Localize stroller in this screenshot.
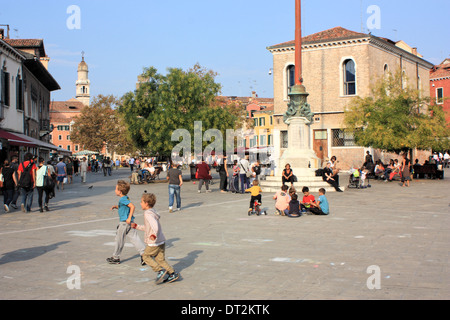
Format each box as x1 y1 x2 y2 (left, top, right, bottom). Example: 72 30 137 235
348 168 371 189
348 168 361 189
229 174 239 193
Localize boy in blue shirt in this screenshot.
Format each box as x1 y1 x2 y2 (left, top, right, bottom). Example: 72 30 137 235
106 180 146 264
309 188 330 215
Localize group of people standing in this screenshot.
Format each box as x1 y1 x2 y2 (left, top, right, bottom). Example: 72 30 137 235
194 155 261 195
1 153 56 213
0 153 92 214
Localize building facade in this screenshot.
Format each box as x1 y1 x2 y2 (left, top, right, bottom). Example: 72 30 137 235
430 58 450 126
49 99 84 152
267 27 434 171
0 33 61 163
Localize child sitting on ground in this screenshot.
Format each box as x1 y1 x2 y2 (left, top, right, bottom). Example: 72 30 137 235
286 193 302 217
273 185 290 215
245 180 262 213
309 188 330 215
300 186 315 214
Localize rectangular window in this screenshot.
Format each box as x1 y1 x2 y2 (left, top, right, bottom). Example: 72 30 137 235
437 88 444 104
260 135 266 146
16 77 23 111
67 135 70 141
1 71 10 106
250 136 258 148
259 117 265 127
281 131 288 148
268 134 273 146
314 130 328 140
58 135 62 141
253 118 258 127
332 129 356 147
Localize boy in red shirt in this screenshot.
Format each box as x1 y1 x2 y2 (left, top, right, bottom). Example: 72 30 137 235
300 186 315 214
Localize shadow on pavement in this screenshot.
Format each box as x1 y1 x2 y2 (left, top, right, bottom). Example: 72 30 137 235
0 241 70 265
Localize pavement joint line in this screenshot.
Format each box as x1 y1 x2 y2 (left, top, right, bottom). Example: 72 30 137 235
0 195 260 237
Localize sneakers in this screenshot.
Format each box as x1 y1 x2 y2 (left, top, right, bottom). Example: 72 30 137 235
155 270 180 284
166 272 180 283
155 270 168 284
140 256 146 266
169 207 173 213
4 204 9 213
106 257 120 264
21 203 26 213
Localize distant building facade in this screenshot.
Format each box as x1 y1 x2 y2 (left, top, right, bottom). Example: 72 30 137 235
267 26 434 171
430 58 450 126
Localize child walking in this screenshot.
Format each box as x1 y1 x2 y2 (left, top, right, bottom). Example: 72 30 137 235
106 180 146 265
132 193 180 284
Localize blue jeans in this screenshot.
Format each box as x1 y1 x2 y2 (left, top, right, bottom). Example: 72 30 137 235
239 174 249 193
168 184 181 209
20 187 34 212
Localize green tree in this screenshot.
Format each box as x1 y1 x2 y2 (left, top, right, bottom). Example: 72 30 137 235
344 70 450 154
71 95 135 154
119 64 240 157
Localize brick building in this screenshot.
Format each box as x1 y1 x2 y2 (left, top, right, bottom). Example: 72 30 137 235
430 58 450 126
49 98 84 153
267 26 434 171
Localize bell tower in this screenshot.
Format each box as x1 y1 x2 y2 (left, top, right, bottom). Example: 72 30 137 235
75 51 90 106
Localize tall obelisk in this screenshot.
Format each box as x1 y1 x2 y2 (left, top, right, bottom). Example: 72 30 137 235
280 0 319 174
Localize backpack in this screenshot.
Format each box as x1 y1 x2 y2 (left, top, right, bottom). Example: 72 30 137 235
18 162 33 189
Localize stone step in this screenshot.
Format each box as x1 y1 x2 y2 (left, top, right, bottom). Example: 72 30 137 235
260 185 345 193
262 176 324 183
259 180 331 187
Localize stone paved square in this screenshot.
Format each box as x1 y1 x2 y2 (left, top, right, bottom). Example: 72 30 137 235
0 168 448 301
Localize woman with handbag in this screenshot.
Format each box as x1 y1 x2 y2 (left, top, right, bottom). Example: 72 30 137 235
36 157 52 212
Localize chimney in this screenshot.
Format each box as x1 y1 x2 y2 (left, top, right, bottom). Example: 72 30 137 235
0 29 4 39
412 47 418 56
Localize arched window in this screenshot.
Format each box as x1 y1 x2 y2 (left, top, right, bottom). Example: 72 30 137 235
383 64 389 78
287 65 295 88
343 59 356 95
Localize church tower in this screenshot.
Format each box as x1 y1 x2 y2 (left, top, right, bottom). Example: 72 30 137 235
75 52 90 106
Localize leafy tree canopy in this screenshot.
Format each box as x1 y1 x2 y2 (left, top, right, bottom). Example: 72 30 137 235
119 64 241 156
71 95 136 154
344 70 450 153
